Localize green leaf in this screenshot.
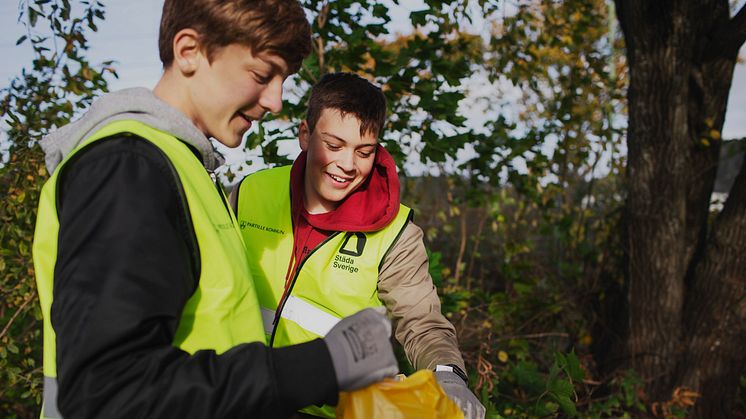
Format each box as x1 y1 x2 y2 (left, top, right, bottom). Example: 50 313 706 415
549 378 576 416
16 35 28 45
410 9 429 26
564 349 585 382
550 378 573 399
28 7 39 27
513 361 544 395
553 393 577 417
244 125 264 150
19 241 29 256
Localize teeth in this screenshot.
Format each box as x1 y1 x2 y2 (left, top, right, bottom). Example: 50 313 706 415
329 174 349 183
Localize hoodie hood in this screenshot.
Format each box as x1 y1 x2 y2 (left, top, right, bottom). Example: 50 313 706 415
40 87 223 174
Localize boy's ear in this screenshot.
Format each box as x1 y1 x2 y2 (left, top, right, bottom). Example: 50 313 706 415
298 120 311 151
172 28 203 76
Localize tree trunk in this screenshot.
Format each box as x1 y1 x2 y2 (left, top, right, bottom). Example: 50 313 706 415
680 161 746 417
617 0 695 398
615 0 746 414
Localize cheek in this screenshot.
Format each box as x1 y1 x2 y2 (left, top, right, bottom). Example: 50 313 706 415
240 83 261 101
308 143 335 167
356 159 375 178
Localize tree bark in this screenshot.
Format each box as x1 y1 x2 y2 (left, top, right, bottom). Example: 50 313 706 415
681 158 746 417
616 0 694 397
615 0 746 413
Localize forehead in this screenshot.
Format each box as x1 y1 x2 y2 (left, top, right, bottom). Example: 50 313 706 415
316 108 361 129
316 108 378 144
216 44 289 75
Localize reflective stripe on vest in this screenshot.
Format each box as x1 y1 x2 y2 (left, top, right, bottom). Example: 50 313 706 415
261 297 342 336
271 295 342 337
42 376 61 419
33 120 266 418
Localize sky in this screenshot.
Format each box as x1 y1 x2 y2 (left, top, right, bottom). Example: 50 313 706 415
1 1 745 163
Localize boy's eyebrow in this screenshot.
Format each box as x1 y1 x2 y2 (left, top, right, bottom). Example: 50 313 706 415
263 56 289 77
248 54 288 77
267 61 286 77
249 61 284 77
321 131 377 147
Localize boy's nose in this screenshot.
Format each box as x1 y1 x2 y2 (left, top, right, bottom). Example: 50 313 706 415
259 78 283 114
337 149 355 172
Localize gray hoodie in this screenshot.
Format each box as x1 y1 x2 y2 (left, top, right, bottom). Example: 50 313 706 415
39 87 224 174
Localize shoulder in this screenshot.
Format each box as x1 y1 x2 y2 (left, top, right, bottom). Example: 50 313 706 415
241 165 292 185
394 221 425 247
62 133 175 174
57 133 187 206
233 165 292 210
380 221 428 274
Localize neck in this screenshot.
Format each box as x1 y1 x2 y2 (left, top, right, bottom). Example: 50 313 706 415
153 71 202 133
302 168 338 214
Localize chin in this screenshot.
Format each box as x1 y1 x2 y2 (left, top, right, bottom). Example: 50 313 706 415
215 135 242 148
322 191 349 204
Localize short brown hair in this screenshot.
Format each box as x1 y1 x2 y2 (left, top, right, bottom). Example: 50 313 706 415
306 72 387 138
159 0 311 73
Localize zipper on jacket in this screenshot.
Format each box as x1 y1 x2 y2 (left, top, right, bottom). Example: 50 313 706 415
269 231 341 347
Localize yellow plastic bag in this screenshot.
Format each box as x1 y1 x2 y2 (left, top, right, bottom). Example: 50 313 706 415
336 370 464 419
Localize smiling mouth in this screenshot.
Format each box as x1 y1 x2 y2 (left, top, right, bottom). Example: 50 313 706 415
238 112 253 126
327 173 352 184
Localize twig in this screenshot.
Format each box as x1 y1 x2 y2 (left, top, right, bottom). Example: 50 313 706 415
0 290 36 340
496 332 569 342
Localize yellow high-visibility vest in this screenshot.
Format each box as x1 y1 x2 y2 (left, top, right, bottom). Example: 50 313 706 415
236 166 411 418
33 120 266 419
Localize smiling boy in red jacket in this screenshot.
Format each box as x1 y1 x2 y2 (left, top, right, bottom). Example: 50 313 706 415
233 72 485 419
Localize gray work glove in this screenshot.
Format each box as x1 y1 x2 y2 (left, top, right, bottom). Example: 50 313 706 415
323 308 398 391
436 370 486 419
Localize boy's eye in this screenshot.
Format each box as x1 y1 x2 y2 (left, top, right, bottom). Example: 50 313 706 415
252 72 272 84
357 150 373 158
325 142 341 151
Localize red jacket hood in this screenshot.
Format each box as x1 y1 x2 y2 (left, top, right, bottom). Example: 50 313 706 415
290 144 400 232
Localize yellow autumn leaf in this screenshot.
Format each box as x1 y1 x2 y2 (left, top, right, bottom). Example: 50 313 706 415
709 129 721 140
498 350 509 363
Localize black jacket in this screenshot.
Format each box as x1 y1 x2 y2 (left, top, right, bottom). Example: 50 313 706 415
52 134 337 418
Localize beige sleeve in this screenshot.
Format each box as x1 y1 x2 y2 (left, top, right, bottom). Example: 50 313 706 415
378 221 465 371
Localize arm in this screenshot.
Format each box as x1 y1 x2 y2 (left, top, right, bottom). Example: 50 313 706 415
53 136 337 419
378 221 485 419
377 222 465 371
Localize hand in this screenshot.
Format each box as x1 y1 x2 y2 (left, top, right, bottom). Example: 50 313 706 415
436 370 486 419
323 308 398 391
